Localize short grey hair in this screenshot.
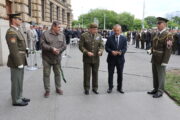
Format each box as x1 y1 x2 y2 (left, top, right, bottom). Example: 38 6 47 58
51 21 61 27
113 24 122 29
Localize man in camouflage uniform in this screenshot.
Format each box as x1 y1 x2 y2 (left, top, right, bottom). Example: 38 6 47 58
79 23 104 95
6 13 30 106
41 21 66 98
147 17 173 98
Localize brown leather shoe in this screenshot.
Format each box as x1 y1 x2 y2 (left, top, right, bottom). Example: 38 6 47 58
44 91 50 98
56 89 63 95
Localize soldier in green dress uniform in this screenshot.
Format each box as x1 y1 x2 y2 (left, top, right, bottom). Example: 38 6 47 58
6 13 30 106
147 17 173 98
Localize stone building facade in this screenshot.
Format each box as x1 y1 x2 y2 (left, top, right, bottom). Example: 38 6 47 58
0 0 73 65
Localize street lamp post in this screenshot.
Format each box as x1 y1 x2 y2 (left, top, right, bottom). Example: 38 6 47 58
142 0 145 29
104 14 106 30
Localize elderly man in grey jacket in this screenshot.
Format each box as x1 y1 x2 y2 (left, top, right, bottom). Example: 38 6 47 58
41 21 66 98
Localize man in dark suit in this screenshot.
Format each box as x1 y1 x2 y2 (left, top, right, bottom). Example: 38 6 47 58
105 24 127 94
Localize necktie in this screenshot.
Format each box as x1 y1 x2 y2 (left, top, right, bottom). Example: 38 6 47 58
116 37 119 48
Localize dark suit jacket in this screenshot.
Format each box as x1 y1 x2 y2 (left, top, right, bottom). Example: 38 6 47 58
105 35 127 63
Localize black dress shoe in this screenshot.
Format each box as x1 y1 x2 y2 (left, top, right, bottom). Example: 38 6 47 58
92 89 99 94
22 98 30 102
117 89 124 94
107 88 112 93
84 90 89 95
13 101 28 106
147 89 157 95
153 92 163 98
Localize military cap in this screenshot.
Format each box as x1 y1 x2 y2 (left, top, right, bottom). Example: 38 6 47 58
8 13 22 19
89 23 98 28
157 17 169 23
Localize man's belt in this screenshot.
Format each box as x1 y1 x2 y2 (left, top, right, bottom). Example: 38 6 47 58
19 51 26 54
153 49 164 53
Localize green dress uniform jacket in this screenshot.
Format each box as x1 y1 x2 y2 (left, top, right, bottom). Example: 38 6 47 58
151 30 173 65
6 26 27 68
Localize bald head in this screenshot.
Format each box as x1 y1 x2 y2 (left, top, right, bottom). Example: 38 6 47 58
113 24 122 36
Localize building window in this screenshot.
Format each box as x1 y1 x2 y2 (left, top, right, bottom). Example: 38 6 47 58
57 6 60 20
67 13 70 26
50 2 53 22
28 0 32 16
62 8 65 23
6 0 12 20
41 0 45 21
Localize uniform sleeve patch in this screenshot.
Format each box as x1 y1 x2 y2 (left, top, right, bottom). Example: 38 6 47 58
167 40 173 49
10 38 16 43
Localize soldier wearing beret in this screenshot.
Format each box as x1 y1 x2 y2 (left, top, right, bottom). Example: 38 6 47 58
147 17 173 98
6 13 30 106
79 23 104 95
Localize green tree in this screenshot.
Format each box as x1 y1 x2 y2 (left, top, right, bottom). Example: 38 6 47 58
78 9 118 29
133 19 142 30
117 12 134 31
72 20 81 28
144 16 157 28
172 16 180 24
168 21 179 29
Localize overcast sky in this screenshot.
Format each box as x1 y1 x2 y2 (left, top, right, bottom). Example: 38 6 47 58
71 0 180 20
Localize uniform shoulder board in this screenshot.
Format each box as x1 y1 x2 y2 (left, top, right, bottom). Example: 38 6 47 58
7 29 16 35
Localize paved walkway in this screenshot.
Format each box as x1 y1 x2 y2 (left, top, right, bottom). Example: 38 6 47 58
0 45 180 120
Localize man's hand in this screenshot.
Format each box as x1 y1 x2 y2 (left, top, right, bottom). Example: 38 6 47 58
98 51 103 56
52 48 60 55
112 51 118 56
87 52 94 57
117 51 122 55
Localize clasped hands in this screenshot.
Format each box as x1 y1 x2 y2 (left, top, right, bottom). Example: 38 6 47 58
52 47 60 55
87 51 102 57
112 51 122 56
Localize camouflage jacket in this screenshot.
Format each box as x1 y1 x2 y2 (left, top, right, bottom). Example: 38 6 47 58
79 32 104 63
